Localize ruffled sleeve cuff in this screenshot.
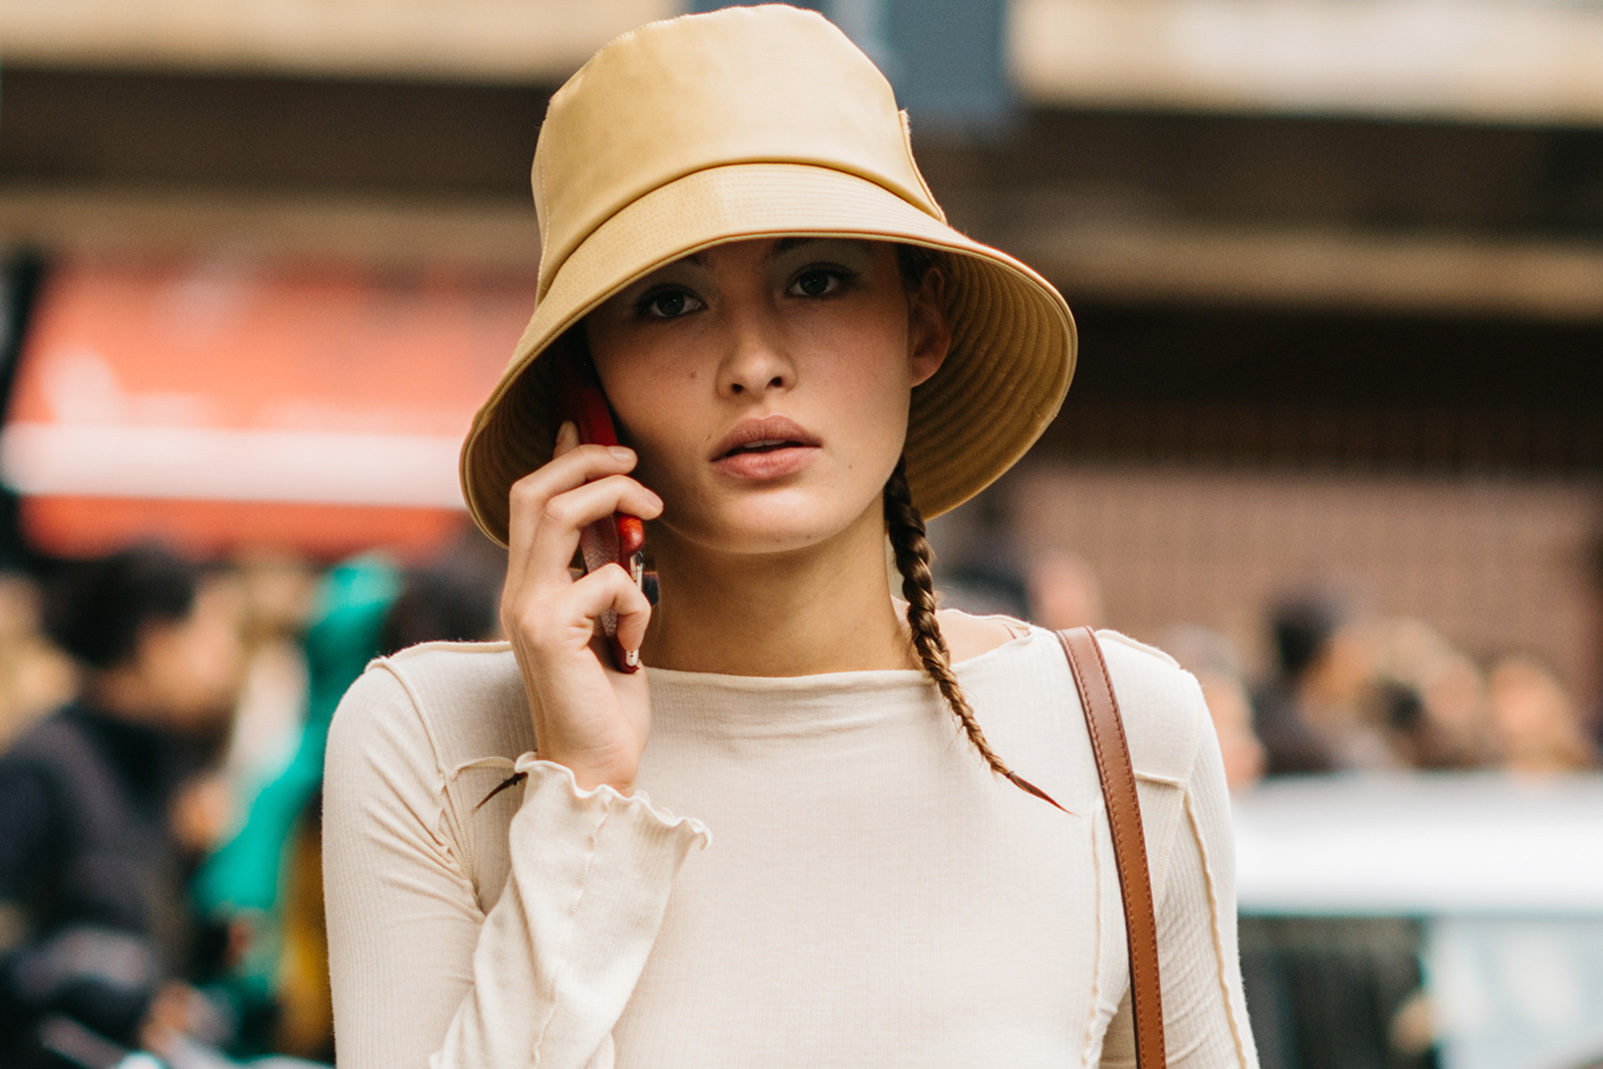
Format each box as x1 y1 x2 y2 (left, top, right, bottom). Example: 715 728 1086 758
511 753 712 857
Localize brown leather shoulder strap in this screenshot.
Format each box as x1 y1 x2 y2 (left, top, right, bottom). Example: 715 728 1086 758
1057 626 1165 1068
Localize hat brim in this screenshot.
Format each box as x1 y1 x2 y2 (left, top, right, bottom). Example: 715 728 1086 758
461 161 1077 546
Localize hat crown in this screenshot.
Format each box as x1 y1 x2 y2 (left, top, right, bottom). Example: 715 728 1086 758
532 4 942 298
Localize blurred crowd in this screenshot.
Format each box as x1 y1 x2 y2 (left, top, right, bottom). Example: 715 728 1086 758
0 538 502 1068
929 523 1603 791
0 529 1597 1066
1226 595 1599 785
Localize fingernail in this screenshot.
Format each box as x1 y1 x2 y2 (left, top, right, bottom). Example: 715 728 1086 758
625 648 640 668
609 446 634 461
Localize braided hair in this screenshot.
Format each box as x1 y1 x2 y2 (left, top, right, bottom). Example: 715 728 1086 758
888 245 1062 808
882 460 1063 811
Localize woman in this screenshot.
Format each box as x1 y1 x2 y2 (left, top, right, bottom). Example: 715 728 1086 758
323 7 1258 1067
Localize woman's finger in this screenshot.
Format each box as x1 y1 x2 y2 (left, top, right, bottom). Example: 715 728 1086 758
503 441 644 586
552 419 580 459
611 579 653 660
565 563 654 661
520 474 663 590
506 442 637 545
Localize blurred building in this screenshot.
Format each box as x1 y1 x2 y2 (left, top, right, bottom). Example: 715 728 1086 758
1 0 1600 695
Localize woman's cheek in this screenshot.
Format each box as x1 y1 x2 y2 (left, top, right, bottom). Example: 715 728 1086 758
604 355 698 455
621 403 714 515
836 345 915 439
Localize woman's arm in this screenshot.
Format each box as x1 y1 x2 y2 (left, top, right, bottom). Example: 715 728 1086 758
1100 684 1260 1069
324 415 681 1066
323 665 707 1069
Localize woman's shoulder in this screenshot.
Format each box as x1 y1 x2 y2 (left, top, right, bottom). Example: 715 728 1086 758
379 638 522 693
951 616 1212 787
1087 628 1212 787
328 640 531 775
936 608 1030 662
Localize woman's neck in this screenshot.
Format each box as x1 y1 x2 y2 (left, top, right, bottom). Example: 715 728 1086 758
640 509 916 677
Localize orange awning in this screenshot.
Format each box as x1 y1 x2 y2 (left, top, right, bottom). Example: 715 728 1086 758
2 254 536 558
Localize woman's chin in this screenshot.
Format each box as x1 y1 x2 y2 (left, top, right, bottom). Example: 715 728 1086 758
662 496 881 562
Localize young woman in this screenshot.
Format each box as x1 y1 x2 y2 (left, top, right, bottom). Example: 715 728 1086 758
323 7 1258 1067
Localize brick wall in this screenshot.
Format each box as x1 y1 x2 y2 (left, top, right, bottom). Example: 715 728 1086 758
1007 464 1603 700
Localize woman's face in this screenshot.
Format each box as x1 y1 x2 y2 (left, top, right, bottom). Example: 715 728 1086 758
584 238 949 560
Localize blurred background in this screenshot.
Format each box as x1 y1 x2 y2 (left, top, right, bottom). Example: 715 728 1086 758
0 0 1600 1066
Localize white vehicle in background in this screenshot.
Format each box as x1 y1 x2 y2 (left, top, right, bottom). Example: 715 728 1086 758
1234 774 1603 1069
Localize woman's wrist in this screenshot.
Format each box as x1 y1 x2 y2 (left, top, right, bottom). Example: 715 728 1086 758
533 749 637 795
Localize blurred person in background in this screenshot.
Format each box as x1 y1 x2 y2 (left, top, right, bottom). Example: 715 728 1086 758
0 546 247 1066
378 538 506 657
220 554 318 814
1162 624 1266 791
1365 618 1492 770
1252 595 1345 774
0 572 77 751
1027 547 1106 633
190 551 322 1059
1257 605 1495 775
922 500 1032 618
1487 652 1598 774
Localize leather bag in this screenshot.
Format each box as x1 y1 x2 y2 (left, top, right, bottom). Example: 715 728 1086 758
1057 627 1166 1067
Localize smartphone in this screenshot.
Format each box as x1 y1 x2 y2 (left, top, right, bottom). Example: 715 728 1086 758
552 346 646 673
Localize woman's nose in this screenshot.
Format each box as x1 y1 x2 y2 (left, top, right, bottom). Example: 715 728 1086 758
716 313 795 397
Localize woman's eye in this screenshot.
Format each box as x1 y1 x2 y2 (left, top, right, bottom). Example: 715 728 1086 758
789 269 845 299
638 289 704 319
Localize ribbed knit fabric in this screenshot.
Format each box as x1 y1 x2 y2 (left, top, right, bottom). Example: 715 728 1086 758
323 624 1259 1068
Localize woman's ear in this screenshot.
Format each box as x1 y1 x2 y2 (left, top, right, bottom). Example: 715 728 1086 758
907 265 951 388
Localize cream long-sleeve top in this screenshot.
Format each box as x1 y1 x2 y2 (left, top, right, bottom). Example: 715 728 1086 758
323 622 1259 1069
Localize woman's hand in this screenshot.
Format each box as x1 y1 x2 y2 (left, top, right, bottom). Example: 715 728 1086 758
500 422 663 793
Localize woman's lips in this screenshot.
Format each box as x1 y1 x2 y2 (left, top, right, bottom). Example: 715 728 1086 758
710 415 821 481
712 444 819 480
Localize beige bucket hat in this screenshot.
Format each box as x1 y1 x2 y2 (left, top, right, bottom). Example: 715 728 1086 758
460 3 1076 546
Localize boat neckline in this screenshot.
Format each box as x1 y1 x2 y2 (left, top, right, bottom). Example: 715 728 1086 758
643 622 1042 688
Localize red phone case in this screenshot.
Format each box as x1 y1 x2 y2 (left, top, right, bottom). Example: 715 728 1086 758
552 350 646 672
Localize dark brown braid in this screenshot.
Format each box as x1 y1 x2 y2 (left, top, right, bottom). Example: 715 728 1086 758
883 459 1064 811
